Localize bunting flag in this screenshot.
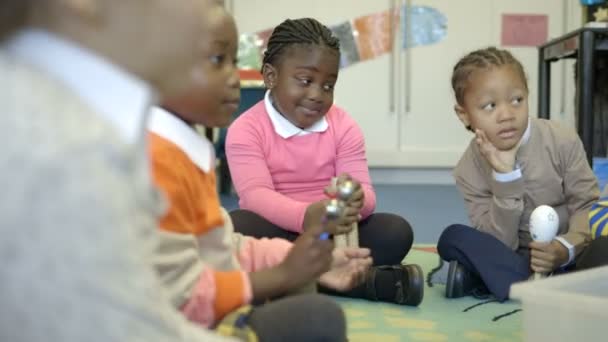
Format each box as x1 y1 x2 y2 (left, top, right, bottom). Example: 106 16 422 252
238 5 447 73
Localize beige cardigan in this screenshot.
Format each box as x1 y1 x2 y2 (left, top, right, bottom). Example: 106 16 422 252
454 117 599 257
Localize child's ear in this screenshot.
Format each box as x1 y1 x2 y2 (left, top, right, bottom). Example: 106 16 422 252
262 63 277 89
454 104 471 128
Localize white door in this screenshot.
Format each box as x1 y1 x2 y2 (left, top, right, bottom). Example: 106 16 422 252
387 0 493 167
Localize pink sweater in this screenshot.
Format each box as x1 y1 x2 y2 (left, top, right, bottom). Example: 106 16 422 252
226 100 376 233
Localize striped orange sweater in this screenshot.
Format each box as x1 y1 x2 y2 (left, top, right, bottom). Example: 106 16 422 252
147 107 292 327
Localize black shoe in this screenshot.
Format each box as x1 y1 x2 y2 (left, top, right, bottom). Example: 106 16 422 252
445 260 487 299
365 264 424 306
427 257 449 287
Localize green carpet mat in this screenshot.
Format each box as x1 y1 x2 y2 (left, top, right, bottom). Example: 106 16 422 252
336 247 523 341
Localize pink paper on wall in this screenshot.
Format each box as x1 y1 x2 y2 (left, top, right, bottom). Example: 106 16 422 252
501 14 548 47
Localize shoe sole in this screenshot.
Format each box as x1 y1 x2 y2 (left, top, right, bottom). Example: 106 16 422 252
445 260 461 299
406 264 424 306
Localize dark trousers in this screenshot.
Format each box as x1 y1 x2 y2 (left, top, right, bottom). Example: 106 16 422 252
577 235 608 270
250 294 346 342
437 224 608 301
229 209 414 298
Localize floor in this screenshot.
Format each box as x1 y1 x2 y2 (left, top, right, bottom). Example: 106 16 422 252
220 184 523 341
339 247 522 342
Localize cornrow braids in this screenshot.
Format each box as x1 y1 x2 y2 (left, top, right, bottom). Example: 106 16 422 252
262 18 340 71
451 47 527 106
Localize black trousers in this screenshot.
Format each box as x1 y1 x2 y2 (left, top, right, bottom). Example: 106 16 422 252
230 209 414 266
576 235 608 270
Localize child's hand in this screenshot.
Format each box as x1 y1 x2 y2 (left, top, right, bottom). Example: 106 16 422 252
318 247 372 291
335 205 359 234
334 173 365 211
279 219 335 290
303 199 328 230
529 240 569 273
250 223 333 300
324 173 364 233
475 129 520 173
304 199 336 232
303 199 353 235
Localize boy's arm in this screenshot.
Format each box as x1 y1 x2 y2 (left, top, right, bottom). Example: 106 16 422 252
334 112 376 219
560 137 599 259
232 232 293 272
455 148 525 250
156 230 251 327
226 119 309 233
152 154 252 327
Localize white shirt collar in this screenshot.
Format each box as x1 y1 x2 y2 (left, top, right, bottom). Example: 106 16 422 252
5 29 155 144
264 90 328 138
147 107 214 173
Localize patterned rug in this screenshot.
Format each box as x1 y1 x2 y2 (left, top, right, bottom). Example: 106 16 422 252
336 246 523 341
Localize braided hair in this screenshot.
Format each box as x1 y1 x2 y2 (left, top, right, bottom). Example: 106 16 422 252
262 18 340 71
451 47 527 106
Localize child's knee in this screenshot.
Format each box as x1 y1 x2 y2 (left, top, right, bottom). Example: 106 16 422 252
365 214 413 264
393 215 414 247
376 213 414 249
296 294 346 341
437 224 470 256
249 294 346 341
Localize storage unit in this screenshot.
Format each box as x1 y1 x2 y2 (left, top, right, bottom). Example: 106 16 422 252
510 265 608 341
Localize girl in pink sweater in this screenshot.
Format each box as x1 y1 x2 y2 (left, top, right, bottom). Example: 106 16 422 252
226 17 423 306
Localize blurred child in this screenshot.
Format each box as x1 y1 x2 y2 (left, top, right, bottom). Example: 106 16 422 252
148 6 371 341
0 0 232 341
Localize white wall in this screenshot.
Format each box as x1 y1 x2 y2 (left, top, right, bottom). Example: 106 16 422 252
232 0 583 184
